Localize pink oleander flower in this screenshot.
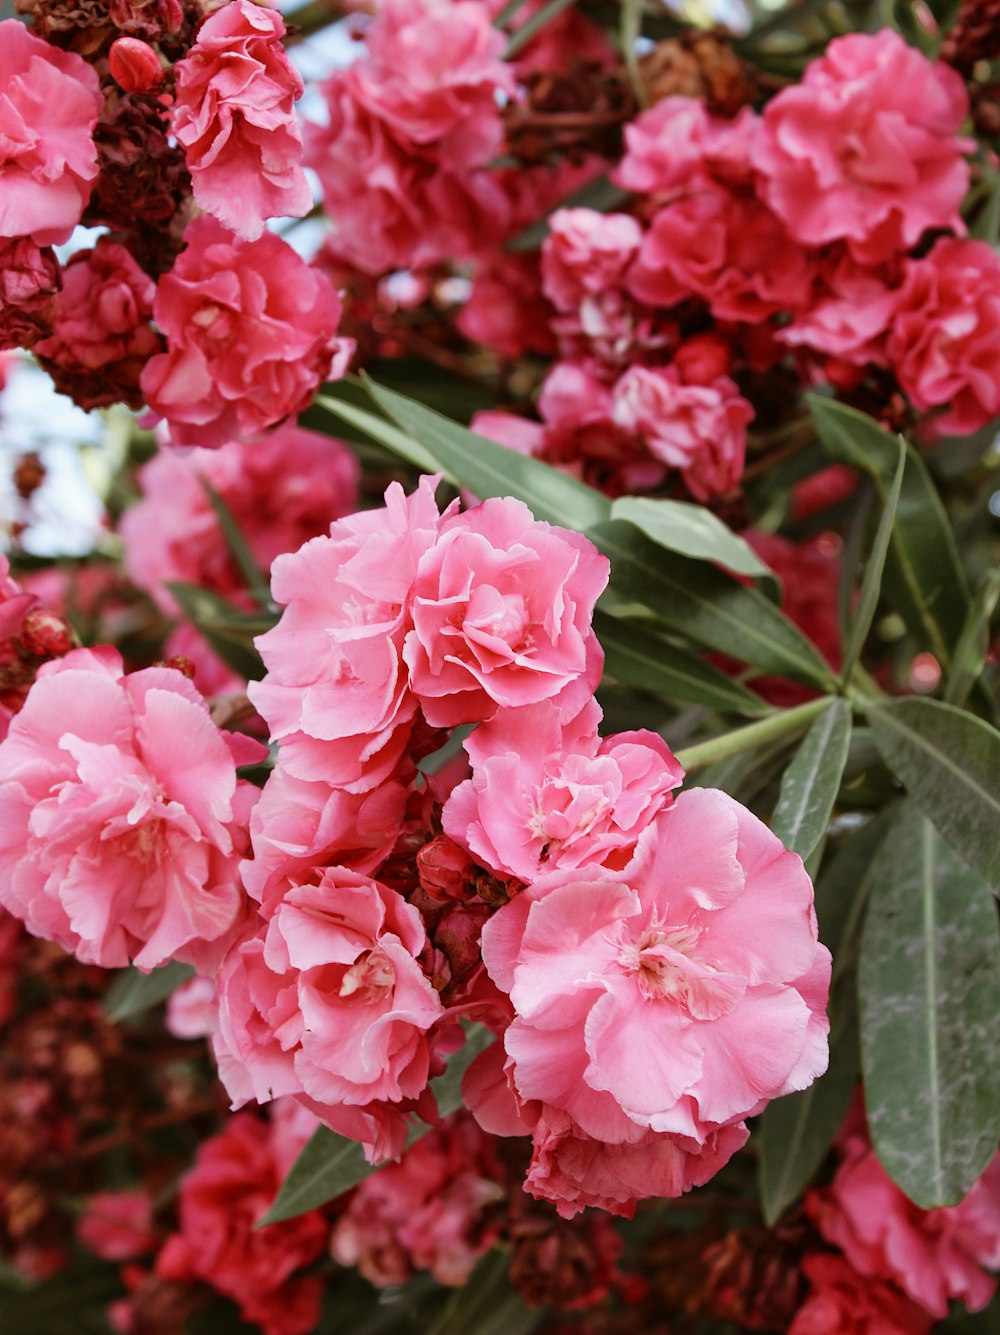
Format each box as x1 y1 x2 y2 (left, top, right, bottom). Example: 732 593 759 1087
0 20 103 246
330 1113 503 1286
242 761 412 919
120 425 359 614
542 209 644 313
165 973 218 1040
887 237 1000 436
480 789 830 1164
807 1129 1000 1319
612 361 753 501
524 1106 749 1221
790 1254 933 1335
627 180 812 324
141 217 353 449
614 96 758 195
351 0 515 168
171 0 311 240
780 250 900 368
458 254 556 360
251 475 454 789
0 238 61 351
305 76 514 276
753 29 973 262
33 239 160 412
0 646 254 971
155 1109 329 1335
212 877 445 1150
77 1192 156 1262
443 698 683 882
404 496 610 727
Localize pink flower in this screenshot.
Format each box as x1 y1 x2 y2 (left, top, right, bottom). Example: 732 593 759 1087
481 789 830 1151
404 497 609 727
140 217 353 449
542 209 644 312
0 20 103 245
77 1191 156 1262
458 254 556 360
627 180 812 323
781 250 900 368
0 647 252 971
251 475 454 788
33 239 160 411
305 77 513 276
330 1114 503 1286
155 1110 329 1335
887 237 1000 435
790 1254 933 1335
611 362 753 500
807 1132 1000 1319
171 0 311 240
165 973 218 1040
351 0 515 169
242 761 412 919
443 698 683 882
614 96 758 195
753 30 973 261
0 238 60 351
120 425 359 614
525 1107 749 1221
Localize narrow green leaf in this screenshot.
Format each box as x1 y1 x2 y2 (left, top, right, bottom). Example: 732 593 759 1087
620 0 647 108
263 1025 494 1223
504 0 577 56
757 813 890 1223
594 610 770 718
970 169 1000 244
759 989 858 1225
313 393 447 479
839 436 905 685
868 697 1000 890
198 476 270 605
103 960 195 1022
770 699 852 860
364 376 611 531
427 1250 541 1335
859 804 1000 1207
945 568 1000 708
809 396 970 667
593 521 836 689
166 582 273 681
610 495 780 590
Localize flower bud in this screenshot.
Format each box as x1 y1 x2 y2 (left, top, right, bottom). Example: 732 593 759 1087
416 835 474 902
108 38 164 94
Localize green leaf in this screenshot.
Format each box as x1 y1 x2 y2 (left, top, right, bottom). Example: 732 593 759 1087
594 610 770 718
504 0 577 55
363 376 610 531
868 697 1000 890
0 1264 123 1334
313 393 447 479
427 1250 542 1335
970 169 1000 244
809 396 970 668
198 476 270 606
839 435 905 685
757 813 890 1223
770 699 852 860
263 1025 494 1223
166 582 274 682
945 568 1000 708
859 804 1000 1207
610 495 780 591
592 521 836 689
103 960 195 1022
620 0 647 108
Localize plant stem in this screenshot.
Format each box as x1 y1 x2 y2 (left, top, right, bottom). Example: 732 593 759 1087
675 696 831 773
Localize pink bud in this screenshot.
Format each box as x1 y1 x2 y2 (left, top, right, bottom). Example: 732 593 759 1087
108 38 163 94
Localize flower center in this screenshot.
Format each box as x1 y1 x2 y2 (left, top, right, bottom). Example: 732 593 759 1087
618 923 702 1002
339 946 395 1003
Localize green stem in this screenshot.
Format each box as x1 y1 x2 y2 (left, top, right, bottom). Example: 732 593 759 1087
675 697 831 773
